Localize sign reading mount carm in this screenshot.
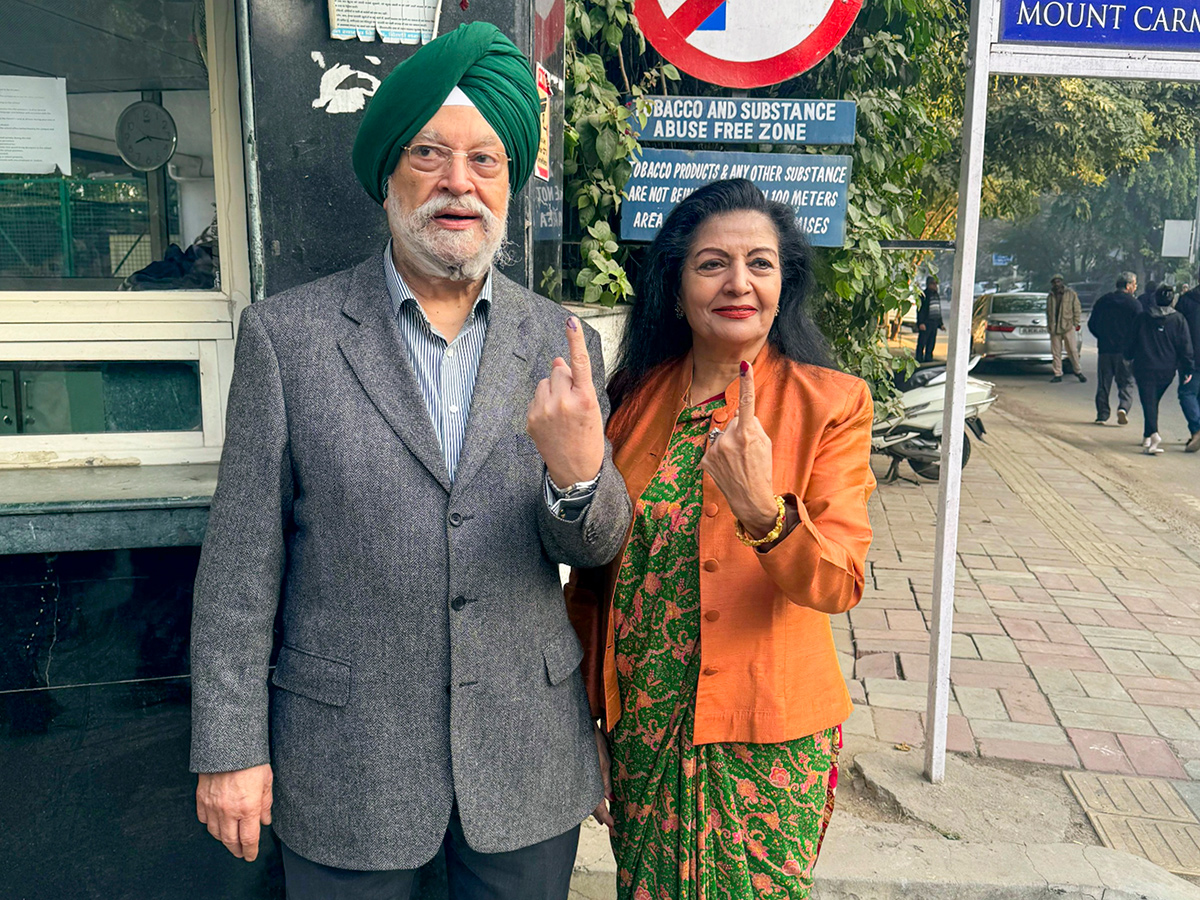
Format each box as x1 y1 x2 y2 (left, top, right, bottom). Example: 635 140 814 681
635 0 863 89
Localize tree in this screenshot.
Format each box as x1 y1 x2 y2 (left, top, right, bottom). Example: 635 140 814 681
990 146 1199 289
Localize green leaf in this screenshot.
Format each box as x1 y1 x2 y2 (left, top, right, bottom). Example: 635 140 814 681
595 128 619 165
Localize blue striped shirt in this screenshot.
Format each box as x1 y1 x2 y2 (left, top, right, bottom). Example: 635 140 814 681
384 243 490 482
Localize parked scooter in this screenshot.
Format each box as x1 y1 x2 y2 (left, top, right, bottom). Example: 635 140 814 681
873 357 998 482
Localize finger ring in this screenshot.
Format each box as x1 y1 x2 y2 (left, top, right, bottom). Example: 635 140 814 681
708 427 723 443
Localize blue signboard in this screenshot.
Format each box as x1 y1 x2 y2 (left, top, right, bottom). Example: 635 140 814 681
633 96 856 145
621 149 851 247
1000 0 1200 51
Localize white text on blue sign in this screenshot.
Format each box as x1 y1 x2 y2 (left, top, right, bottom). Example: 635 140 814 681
1001 0 1200 51
621 149 852 247
634 97 857 145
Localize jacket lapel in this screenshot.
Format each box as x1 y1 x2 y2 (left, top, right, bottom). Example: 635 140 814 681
337 254 452 492
451 272 533 495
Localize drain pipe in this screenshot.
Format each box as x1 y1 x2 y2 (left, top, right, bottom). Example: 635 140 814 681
234 0 266 304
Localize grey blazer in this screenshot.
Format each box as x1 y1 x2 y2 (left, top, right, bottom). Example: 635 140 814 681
189 253 632 870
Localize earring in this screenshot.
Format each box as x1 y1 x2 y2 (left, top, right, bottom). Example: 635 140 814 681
675 301 685 319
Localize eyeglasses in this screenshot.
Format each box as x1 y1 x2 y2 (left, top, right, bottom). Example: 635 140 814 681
402 143 508 179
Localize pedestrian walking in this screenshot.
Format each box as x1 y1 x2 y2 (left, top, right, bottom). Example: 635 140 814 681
1137 279 1159 314
1176 279 1200 451
1047 275 1086 382
916 275 941 363
1088 272 1140 424
189 24 633 899
1127 285 1194 455
568 180 874 900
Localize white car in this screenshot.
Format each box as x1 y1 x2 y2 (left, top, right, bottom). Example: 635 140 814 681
971 292 1084 363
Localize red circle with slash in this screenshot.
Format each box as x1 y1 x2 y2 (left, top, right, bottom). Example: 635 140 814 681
634 0 862 88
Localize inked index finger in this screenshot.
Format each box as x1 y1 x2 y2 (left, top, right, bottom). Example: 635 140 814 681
738 360 756 420
565 317 595 393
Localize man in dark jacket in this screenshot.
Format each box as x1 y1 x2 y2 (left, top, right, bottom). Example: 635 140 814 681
1137 279 1159 314
1176 278 1200 451
1127 285 1194 454
916 275 941 363
1088 272 1140 424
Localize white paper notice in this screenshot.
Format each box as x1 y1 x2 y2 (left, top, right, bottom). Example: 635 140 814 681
328 0 442 44
0 76 71 176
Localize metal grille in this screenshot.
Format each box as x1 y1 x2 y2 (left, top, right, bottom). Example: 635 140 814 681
0 177 170 280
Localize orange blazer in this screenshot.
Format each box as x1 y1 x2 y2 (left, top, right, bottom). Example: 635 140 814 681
566 344 876 745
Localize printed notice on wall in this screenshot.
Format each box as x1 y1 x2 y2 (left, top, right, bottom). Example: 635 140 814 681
328 0 442 44
621 148 851 247
535 64 551 182
0 76 71 175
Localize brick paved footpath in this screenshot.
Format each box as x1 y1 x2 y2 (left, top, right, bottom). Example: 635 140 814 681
843 407 1200 778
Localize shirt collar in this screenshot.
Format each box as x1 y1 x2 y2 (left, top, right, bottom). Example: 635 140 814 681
383 241 492 330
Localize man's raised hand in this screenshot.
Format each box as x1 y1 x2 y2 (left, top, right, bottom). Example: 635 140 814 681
526 317 604 488
196 763 273 862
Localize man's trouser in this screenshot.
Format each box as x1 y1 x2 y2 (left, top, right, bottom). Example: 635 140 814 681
1050 330 1081 377
1136 370 1176 438
1095 353 1135 420
281 807 580 900
1179 373 1200 435
916 326 937 362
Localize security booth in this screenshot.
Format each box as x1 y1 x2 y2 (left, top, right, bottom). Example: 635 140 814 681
0 1 563 895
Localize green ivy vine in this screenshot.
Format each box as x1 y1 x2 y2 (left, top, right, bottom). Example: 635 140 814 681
563 0 677 306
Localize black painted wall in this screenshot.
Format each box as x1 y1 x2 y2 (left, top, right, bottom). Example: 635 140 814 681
0 548 450 898
0 549 283 898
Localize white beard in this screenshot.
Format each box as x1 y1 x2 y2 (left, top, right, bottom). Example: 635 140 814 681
387 192 509 282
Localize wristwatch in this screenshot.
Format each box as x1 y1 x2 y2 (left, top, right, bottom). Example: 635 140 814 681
546 472 600 520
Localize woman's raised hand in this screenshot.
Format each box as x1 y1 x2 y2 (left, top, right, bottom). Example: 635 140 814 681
700 362 780 540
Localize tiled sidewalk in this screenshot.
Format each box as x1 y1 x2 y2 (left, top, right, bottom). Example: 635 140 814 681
842 408 1200 778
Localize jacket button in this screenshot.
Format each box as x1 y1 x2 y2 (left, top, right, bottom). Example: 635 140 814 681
712 410 728 425
704 503 719 517
450 596 467 611
703 667 718 676
703 559 719 572
448 512 463 527
705 610 720 622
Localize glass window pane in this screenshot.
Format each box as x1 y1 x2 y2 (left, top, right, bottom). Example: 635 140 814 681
0 1 219 292
2 362 202 434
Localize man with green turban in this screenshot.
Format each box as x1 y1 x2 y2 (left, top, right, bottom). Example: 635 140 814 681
190 21 632 900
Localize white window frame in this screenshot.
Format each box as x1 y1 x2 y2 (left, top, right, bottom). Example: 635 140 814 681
0 0 250 471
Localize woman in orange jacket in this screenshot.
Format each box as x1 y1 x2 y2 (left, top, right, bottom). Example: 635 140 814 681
567 179 875 899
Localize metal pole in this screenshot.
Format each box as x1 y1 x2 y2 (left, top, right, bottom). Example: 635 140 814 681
923 0 996 784
235 0 266 303
1191 137 1200 266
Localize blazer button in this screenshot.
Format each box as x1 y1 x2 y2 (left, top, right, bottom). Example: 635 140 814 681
703 667 718 676
703 559 719 572
705 610 720 622
451 596 467 611
448 512 464 527
704 503 719 517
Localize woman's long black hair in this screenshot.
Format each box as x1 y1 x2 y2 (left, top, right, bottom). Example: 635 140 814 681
609 178 833 413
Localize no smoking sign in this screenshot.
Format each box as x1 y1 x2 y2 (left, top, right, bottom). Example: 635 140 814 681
635 0 862 88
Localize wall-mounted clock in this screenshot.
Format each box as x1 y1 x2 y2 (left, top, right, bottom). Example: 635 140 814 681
115 101 178 172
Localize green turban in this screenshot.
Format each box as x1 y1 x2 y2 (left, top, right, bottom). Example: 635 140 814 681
352 22 540 204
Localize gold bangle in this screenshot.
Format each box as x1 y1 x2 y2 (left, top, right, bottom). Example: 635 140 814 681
735 495 787 548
